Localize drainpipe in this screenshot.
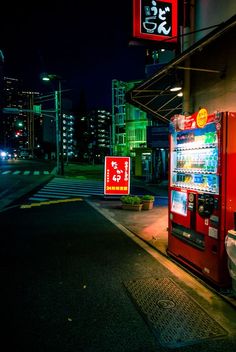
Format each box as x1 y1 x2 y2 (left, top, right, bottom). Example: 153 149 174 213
183 0 195 115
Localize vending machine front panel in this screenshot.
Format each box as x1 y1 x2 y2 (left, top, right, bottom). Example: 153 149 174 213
168 111 235 287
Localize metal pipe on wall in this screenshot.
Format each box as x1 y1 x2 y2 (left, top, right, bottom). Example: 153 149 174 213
183 0 196 115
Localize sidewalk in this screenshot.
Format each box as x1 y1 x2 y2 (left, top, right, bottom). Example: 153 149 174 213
89 197 169 256
64 163 236 309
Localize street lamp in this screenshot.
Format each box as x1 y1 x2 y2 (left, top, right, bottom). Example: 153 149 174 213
41 73 64 176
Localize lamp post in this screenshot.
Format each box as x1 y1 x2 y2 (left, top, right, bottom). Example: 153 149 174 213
41 74 64 176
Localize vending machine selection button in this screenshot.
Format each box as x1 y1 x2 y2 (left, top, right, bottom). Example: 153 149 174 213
214 198 219 209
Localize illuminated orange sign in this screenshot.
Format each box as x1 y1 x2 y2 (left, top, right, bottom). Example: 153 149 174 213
196 108 208 128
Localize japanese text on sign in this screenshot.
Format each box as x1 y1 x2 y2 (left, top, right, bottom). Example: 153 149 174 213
141 0 172 36
104 156 130 195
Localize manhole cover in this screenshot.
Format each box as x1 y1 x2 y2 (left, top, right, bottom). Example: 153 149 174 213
124 277 228 348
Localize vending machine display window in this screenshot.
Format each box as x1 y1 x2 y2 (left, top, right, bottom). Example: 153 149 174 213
170 122 219 194
171 190 187 216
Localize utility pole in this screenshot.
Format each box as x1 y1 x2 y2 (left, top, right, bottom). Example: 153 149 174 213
55 90 60 175
41 73 64 176
28 93 35 156
57 80 64 176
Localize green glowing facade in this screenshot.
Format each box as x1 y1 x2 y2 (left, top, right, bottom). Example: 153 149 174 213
112 79 152 177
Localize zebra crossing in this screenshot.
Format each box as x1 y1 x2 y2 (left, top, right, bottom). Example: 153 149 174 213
27 178 104 203
0 170 51 176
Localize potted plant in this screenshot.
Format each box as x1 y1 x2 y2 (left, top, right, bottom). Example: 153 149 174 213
120 195 143 211
141 194 155 210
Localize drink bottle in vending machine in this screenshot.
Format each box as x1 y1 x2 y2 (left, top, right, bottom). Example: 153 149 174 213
167 110 236 287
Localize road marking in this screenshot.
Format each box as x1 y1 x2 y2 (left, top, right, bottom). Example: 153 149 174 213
20 197 83 209
12 170 21 175
0 170 51 175
25 178 103 203
2 171 11 174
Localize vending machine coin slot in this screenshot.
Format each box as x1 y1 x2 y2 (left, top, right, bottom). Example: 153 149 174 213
209 215 219 227
188 192 196 230
198 194 215 218
188 192 196 211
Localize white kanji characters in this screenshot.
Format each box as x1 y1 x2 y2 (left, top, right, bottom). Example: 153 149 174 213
142 1 172 36
111 161 118 169
124 171 129 181
111 160 124 179
116 169 123 174
143 1 157 32
150 1 157 16
158 7 171 35
112 174 121 182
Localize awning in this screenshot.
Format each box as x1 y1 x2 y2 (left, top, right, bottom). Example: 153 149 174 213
126 15 236 124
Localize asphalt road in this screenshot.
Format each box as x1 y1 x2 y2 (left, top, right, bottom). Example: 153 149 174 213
1 200 157 351
1 199 236 352
0 159 55 210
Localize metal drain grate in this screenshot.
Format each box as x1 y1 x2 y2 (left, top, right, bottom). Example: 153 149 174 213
124 277 228 348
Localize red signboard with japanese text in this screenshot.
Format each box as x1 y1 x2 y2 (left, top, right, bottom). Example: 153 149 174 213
104 156 130 195
133 0 178 43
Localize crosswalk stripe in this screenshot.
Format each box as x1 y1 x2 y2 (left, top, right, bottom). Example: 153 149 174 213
0 170 51 175
43 184 104 191
29 196 51 201
12 170 21 175
2 171 11 174
27 178 104 203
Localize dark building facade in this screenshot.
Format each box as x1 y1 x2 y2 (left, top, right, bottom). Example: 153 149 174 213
76 109 111 163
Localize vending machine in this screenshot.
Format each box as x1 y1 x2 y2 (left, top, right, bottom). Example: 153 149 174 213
168 110 236 287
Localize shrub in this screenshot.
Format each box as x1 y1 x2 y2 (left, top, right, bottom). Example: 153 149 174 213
120 195 142 205
141 194 155 201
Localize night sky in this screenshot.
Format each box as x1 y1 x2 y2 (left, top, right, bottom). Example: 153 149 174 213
2 0 147 111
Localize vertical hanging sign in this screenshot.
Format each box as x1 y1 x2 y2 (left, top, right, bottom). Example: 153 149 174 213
104 156 130 195
133 0 178 43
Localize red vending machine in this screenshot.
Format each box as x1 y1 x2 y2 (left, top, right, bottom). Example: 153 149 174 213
168 110 236 287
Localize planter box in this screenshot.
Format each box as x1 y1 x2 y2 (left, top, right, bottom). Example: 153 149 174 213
142 200 154 210
122 204 143 211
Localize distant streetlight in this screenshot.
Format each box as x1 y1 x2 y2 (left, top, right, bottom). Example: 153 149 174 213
41 73 64 176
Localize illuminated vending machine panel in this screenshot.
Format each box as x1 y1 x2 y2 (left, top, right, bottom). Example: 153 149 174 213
167 111 230 286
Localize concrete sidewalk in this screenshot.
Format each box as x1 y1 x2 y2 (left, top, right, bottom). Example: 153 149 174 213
88 197 169 256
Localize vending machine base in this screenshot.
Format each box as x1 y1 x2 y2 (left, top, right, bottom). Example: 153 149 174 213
167 235 231 289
